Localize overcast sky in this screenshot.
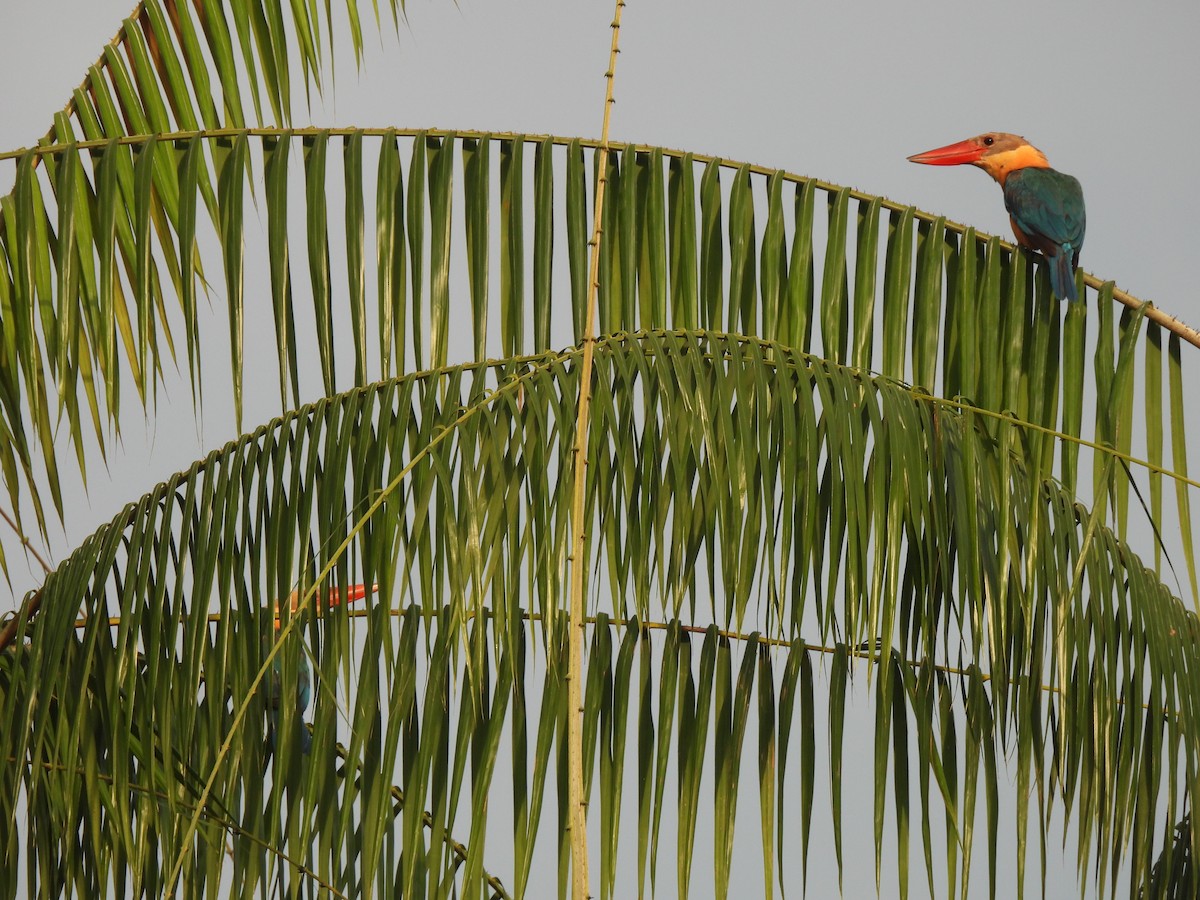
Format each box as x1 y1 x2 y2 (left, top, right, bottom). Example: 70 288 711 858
2 2 1198 896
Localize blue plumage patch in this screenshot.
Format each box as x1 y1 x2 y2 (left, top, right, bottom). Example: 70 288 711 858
1003 167 1086 300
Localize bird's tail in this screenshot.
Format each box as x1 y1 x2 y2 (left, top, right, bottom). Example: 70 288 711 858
1050 244 1079 302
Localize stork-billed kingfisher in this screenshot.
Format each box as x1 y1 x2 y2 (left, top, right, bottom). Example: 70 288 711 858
267 583 375 753
908 133 1086 302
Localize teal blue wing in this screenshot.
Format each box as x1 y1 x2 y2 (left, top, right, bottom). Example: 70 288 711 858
1004 167 1086 300
1003 167 1086 261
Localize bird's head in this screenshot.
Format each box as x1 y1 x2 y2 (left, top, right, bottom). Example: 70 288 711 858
907 132 1049 185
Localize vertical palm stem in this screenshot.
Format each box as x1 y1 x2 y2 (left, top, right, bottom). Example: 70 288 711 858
567 3 627 898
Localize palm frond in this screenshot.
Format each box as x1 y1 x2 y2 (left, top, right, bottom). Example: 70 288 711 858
3 334 1197 896
2 132 1195 598
0 0 408 540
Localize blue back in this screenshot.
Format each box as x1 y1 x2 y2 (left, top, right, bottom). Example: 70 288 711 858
1004 167 1085 299
1003 167 1086 259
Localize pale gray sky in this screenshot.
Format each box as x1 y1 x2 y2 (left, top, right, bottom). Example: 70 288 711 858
2 2 1198 897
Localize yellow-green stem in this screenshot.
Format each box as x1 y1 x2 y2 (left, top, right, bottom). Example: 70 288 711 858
567 3 626 898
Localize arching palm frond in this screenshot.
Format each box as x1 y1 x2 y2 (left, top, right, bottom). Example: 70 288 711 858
3 334 1197 896
4 132 1195 591
0 0 407 536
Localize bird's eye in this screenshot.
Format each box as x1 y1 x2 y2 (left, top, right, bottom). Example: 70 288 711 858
983 136 995 146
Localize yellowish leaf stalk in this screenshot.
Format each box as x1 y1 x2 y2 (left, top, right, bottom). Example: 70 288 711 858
568 2 626 898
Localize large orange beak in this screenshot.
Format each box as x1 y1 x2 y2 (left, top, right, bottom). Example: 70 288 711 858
326 584 375 608
277 583 378 618
907 139 986 166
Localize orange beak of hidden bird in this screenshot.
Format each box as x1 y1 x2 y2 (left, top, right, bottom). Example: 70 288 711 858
276 583 378 619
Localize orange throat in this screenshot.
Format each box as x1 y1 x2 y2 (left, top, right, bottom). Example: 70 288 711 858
975 144 1050 186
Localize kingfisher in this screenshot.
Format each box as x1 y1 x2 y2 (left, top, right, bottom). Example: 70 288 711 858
908 133 1086 302
267 583 375 753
